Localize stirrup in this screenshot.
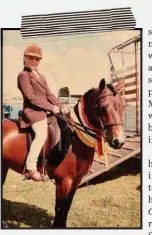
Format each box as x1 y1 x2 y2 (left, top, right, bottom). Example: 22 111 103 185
41 174 49 182
23 170 43 182
23 170 49 182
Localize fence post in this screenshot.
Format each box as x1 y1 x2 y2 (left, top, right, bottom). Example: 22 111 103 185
135 41 139 134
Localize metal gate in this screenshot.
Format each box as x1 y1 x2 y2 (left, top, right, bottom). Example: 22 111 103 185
80 34 141 185
108 34 141 135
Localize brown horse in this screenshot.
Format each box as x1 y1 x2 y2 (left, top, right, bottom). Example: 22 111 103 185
2 78 125 228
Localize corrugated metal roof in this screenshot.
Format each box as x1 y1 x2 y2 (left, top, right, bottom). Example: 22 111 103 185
21 7 136 38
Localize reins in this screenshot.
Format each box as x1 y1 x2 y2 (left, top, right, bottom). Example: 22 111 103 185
96 88 123 128
54 113 102 141
54 85 123 141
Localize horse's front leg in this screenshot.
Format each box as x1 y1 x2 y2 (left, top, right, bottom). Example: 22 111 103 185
53 177 76 228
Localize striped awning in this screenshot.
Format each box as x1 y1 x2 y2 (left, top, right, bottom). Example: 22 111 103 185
21 7 136 38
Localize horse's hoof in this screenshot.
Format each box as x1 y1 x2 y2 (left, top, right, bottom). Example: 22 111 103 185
52 223 66 228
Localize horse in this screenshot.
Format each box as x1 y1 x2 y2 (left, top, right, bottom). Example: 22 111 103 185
2 78 125 228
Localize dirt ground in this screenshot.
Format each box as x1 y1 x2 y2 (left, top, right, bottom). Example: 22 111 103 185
2 158 141 228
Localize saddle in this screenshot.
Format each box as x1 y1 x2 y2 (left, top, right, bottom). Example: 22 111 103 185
17 110 74 174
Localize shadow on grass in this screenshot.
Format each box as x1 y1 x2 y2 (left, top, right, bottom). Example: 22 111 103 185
2 199 54 229
80 158 141 188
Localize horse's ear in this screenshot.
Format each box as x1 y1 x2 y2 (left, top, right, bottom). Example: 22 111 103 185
99 78 106 91
115 79 124 91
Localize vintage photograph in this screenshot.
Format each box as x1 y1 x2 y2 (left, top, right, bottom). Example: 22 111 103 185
2 27 141 228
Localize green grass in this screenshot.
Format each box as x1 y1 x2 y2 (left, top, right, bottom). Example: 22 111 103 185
2 158 141 228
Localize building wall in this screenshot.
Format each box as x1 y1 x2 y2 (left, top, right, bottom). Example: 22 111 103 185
3 30 141 133
3 30 140 100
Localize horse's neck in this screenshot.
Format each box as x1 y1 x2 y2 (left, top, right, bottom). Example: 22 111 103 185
73 97 100 130
83 99 101 130
72 102 96 159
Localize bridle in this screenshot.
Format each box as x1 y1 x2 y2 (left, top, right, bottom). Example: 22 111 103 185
96 91 124 128
54 85 124 141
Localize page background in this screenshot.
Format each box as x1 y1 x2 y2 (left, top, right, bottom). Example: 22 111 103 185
0 0 151 234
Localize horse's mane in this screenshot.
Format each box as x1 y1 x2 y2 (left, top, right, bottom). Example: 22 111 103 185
83 83 117 100
83 88 95 100
107 84 117 95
